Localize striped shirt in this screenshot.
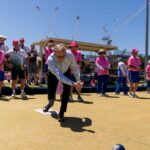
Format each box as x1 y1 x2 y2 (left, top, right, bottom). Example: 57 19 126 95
117 62 128 77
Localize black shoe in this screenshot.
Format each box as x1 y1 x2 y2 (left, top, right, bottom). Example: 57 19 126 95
77 96 84 102
58 112 65 122
43 105 50 112
58 116 65 122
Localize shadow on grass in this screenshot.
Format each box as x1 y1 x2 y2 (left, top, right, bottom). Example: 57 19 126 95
136 97 150 100
80 93 92 96
106 95 120 98
60 117 95 133
55 99 93 104
7 96 36 101
97 95 120 99
0 97 11 102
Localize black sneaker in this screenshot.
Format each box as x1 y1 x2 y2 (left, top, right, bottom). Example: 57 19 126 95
58 116 65 122
43 105 50 112
43 100 55 112
58 112 65 122
77 96 84 102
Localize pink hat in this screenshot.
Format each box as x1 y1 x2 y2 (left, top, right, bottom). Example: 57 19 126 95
132 48 139 54
13 40 19 45
69 41 78 47
19 38 25 42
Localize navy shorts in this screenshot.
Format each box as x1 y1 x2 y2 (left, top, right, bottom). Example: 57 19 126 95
0 71 4 81
147 81 150 89
71 74 76 82
44 64 48 73
128 71 140 83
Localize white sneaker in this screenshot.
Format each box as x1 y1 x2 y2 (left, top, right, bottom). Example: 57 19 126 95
21 92 27 99
97 93 102 96
69 96 73 101
129 93 134 98
11 93 16 98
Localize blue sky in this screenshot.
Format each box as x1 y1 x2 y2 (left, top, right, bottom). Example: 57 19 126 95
0 0 148 54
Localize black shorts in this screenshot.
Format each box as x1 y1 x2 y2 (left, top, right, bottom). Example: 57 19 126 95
11 69 25 80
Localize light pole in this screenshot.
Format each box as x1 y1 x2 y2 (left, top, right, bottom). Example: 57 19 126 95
145 0 149 81
72 16 80 40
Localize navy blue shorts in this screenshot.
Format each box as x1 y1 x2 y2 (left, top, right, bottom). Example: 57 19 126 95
0 71 4 81
147 81 150 89
71 74 76 82
128 71 140 83
44 64 48 73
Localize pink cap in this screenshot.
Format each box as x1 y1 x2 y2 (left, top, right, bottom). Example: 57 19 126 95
19 38 25 42
132 48 139 54
69 41 78 47
13 40 19 45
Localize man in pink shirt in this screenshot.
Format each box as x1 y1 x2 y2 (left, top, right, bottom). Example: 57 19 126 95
128 48 141 98
69 41 84 102
44 41 54 74
146 60 150 93
42 40 55 85
95 49 110 96
0 49 6 98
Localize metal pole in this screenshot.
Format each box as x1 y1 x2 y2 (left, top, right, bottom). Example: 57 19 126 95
145 0 149 81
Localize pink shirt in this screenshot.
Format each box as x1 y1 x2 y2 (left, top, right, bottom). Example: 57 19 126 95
6 72 11 80
95 56 110 75
128 56 141 72
146 64 150 80
71 50 82 64
0 50 6 71
44 48 53 64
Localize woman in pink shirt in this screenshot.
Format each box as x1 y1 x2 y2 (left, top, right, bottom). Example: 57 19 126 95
0 49 6 98
95 49 110 96
128 48 141 98
43 41 55 85
44 42 54 73
146 60 150 93
69 41 84 102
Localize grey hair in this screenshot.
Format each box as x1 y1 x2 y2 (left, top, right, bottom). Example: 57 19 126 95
54 43 66 51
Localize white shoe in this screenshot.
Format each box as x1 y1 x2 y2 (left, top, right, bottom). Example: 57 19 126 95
98 93 108 97
11 93 16 98
21 92 27 99
97 93 102 96
69 96 73 101
129 93 134 98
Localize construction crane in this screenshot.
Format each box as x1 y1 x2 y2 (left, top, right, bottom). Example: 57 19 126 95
101 4 146 46
102 26 112 45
